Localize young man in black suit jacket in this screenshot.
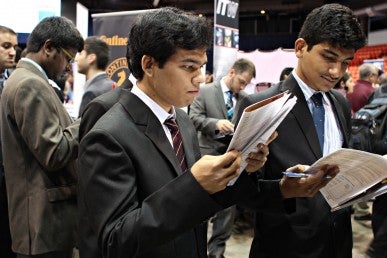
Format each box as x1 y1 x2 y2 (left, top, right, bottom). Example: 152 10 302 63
234 4 366 258
78 7 340 258
78 78 132 140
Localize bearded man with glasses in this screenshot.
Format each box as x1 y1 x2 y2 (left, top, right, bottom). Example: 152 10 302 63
0 16 83 258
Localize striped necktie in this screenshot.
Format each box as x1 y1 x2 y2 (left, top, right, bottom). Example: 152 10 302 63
164 118 187 172
225 90 234 121
0 73 5 95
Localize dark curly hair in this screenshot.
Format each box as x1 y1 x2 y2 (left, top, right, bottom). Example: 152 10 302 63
299 4 366 51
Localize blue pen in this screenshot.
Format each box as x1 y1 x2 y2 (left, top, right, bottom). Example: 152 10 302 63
282 171 332 179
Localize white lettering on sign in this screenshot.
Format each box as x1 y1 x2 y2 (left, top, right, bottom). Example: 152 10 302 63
216 0 239 18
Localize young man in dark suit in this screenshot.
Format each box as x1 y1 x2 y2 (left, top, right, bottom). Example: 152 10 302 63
76 36 116 116
78 7 340 258
234 4 366 258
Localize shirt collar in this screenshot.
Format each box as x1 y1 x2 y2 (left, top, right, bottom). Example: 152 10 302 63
292 69 327 103
131 83 176 124
20 57 49 81
220 77 230 93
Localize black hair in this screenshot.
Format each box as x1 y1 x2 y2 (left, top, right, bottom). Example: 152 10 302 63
27 16 84 54
299 4 366 51
0 25 17 36
84 36 110 70
127 7 213 80
279 67 293 81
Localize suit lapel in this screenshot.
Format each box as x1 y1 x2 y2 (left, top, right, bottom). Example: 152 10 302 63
176 110 196 169
326 91 349 146
214 82 227 118
281 75 322 158
118 91 183 176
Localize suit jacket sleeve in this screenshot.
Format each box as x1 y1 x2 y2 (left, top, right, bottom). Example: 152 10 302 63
78 91 97 117
12 77 79 170
189 85 220 137
79 99 109 141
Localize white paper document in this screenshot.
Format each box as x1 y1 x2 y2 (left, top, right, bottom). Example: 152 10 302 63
227 91 297 185
316 148 387 211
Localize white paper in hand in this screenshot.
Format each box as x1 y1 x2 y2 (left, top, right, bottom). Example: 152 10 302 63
227 91 297 185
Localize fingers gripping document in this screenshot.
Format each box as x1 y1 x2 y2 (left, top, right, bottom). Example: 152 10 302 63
227 91 297 185
315 148 387 211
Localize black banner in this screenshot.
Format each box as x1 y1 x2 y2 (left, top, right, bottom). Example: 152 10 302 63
213 0 239 80
92 10 151 86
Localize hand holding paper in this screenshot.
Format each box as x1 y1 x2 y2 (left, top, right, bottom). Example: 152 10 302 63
244 131 278 173
279 164 340 199
314 148 387 211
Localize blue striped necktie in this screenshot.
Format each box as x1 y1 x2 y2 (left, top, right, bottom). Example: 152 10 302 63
311 93 325 152
225 90 234 121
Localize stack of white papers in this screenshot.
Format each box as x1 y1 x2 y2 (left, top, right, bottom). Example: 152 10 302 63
314 148 387 211
227 91 297 185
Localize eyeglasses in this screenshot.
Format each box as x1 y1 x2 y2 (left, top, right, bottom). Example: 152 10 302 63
60 47 75 64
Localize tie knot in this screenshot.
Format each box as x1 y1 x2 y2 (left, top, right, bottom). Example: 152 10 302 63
164 118 178 133
311 92 323 107
227 90 233 98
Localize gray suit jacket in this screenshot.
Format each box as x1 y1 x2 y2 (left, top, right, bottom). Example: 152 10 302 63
189 81 247 155
0 59 79 255
235 74 353 258
78 72 116 116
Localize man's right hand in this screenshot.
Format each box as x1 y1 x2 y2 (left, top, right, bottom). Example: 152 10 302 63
279 164 340 198
191 150 241 194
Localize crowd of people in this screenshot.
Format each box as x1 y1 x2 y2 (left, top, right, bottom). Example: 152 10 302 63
0 3 386 258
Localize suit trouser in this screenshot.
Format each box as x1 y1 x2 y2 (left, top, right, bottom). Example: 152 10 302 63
367 194 387 258
208 205 236 257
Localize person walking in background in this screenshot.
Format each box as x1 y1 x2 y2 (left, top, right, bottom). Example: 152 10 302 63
0 17 83 258
347 63 379 113
0 24 18 258
189 58 256 258
0 26 18 94
346 64 380 220
334 72 355 97
234 4 366 257
77 7 338 258
76 36 116 116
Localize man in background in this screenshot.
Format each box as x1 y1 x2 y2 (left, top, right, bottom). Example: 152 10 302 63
0 17 83 258
189 58 256 258
76 36 116 116
0 24 18 258
347 63 379 113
